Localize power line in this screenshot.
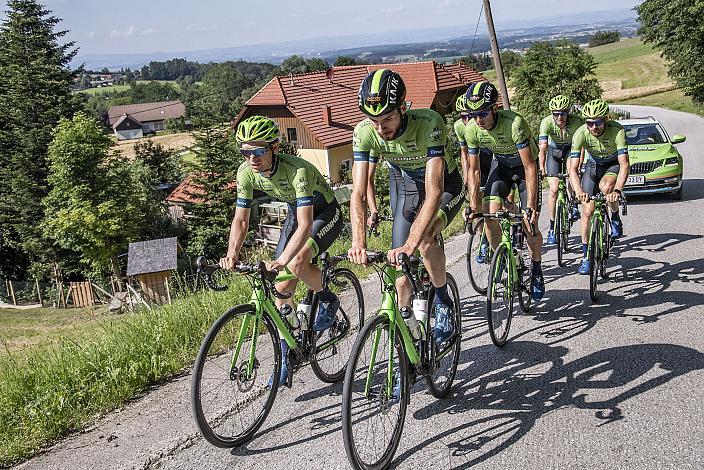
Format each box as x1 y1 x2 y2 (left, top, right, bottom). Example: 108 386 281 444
468 2 485 57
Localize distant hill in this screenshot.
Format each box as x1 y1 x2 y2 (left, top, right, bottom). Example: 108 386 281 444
74 7 638 71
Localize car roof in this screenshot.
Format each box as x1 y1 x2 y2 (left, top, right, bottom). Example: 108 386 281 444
617 116 661 126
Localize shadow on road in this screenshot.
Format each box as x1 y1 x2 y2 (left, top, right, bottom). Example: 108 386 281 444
399 341 704 469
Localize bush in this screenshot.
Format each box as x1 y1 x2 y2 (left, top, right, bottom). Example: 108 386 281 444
588 31 620 48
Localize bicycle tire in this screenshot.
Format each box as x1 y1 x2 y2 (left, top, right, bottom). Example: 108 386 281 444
342 314 408 470
517 251 532 313
600 214 611 279
486 244 514 347
555 200 566 267
466 218 490 294
311 268 365 383
191 304 280 448
426 272 462 398
589 221 599 302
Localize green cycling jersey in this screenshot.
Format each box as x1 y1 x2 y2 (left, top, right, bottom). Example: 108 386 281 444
454 118 468 146
570 121 628 164
353 108 457 181
236 153 335 209
464 109 538 168
539 114 584 147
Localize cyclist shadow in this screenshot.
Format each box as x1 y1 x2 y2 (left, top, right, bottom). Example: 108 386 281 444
396 341 703 469
610 233 702 257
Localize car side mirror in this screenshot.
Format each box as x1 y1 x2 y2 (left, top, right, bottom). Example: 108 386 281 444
671 135 686 144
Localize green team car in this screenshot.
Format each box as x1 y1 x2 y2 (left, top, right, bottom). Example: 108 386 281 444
618 116 686 200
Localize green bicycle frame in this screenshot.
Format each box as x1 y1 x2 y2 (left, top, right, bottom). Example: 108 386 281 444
230 270 299 380
490 217 519 295
365 265 422 397
587 200 606 261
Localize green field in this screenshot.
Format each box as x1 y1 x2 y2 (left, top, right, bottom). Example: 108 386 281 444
78 80 181 96
589 38 670 90
621 88 704 117
589 37 657 64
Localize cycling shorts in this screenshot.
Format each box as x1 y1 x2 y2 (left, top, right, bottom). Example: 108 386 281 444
483 159 538 210
388 165 465 249
581 159 621 196
275 200 343 259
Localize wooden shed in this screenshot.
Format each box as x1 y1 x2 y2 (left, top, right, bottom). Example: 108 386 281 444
126 237 179 304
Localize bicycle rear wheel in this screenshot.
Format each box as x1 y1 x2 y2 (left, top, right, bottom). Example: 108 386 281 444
342 315 408 470
589 221 600 302
191 304 280 448
517 251 532 313
466 218 490 294
486 244 515 346
426 273 462 398
311 268 365 383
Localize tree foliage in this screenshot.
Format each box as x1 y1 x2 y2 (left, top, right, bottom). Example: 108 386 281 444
637 0 704 104
510 40 602 128
588 30 620 48
0 0 82 278
276 55 330 75
43 113 151 277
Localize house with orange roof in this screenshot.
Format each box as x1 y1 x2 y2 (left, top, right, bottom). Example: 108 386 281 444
234 61 490 182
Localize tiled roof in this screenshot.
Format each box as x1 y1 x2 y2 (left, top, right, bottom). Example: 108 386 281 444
166 173 236 205
108 100 186 127
245 61 488 148
126 237 178 276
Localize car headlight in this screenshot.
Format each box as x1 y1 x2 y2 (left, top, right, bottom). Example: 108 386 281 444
664 156 679 166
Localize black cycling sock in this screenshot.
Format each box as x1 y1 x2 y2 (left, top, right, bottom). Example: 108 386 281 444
582 244 588 257
532 260 542 273
611 210 621 222
434 284 452 306
317 289 336 303
549 219 555 230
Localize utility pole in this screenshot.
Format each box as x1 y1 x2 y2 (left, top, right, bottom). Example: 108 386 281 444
483 0 510 109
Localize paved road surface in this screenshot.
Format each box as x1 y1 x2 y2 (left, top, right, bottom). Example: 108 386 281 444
18 106 704 469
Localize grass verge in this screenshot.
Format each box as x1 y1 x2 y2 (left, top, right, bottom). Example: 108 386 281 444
618 89 704 117
0 212 467 466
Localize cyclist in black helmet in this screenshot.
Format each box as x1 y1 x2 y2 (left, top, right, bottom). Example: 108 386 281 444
463 81 545 301
348 69 465 344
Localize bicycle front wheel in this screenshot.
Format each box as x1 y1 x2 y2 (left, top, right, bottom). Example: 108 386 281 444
486 244 515 346
311 267 365 383
589 221 600 302
555 199 566 267
191 304 281 448
466 218 490 294
426 272 462 398
342 314 408 470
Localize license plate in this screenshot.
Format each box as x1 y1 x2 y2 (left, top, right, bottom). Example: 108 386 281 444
626 175 645 186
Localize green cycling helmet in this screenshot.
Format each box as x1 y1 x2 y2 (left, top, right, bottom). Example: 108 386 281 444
455 95 468 112
549 95 571 111
236 115 280 144
358 69 406 117
464 81 498 112
581 99 610 119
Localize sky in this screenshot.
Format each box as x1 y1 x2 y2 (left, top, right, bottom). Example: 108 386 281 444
3 0 642 55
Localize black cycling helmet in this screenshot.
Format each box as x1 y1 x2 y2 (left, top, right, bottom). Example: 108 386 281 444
464 81 498 112
358 69 407 117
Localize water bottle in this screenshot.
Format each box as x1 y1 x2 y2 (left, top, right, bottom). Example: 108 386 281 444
297 300 311 330
412 298 428 340
400 306 422 341
280 304 298 329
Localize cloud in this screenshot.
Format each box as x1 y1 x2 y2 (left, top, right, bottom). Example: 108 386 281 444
185 24 218 32
141 28 160 35
110 25 136 38
380 6 405 13
87 31 95 39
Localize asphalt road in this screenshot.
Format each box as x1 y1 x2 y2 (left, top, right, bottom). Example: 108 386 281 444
18 106 704 470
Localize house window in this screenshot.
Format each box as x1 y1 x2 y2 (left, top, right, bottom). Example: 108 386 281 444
287 128 298 144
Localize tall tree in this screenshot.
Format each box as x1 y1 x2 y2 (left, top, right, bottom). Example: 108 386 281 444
637 0 704 104
510 40 602 128
43 113 150 279
0 0 82 278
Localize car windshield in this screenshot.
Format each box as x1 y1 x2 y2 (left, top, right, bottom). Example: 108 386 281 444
623 123 668 145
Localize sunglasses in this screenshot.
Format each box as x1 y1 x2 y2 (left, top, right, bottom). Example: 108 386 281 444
460 113 471 122
552 111 568 118
468 110 491 119
586 119 605 128
241 147 269 158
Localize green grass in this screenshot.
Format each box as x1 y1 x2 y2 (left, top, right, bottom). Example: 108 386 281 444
0 306 110 354
589 37 657 64
77 80 180 96
594 52 669 89
619 88 704 117
0 214 467 466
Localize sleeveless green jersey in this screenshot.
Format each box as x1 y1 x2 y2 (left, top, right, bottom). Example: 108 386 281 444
353 108 457 181
570 121 628 164
538 114 583 148
236 153 335 208
464 109 538 168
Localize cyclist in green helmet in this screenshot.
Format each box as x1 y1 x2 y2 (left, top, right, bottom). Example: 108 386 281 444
568 99 630 275
221 115 344 387
463 81 545 301
348 69 465 344
539 95 584 245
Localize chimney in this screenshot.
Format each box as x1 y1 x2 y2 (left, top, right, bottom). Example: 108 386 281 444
322 105 331 125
